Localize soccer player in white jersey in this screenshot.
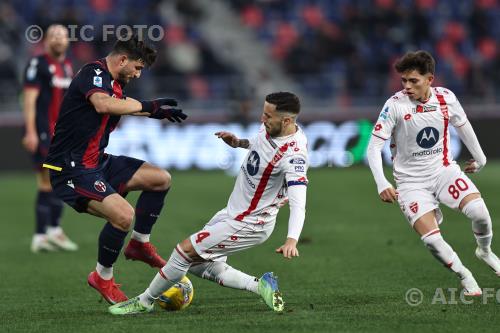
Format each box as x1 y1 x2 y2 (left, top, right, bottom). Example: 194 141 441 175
367 50 500 296
109 92 309 314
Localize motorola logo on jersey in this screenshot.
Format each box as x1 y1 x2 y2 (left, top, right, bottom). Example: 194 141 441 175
416 127 439 149
246 151 260 176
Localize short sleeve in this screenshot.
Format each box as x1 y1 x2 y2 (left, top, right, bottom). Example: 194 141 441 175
284 152 309 187
76 65 111 100
372 99 397 140
23 57 42 89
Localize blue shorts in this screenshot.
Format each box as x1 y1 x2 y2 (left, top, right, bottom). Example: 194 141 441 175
49 154 145 213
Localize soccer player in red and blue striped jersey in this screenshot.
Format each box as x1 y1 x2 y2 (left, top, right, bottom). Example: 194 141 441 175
22 24 77 253
44 35 187 304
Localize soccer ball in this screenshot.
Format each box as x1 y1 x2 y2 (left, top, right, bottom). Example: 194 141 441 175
156 276 194 311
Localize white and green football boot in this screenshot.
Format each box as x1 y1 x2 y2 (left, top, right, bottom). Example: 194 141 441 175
258 272 284 312
108 296 153 315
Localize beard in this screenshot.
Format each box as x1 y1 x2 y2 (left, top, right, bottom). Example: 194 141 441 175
266 122 282 137
116 72 130 86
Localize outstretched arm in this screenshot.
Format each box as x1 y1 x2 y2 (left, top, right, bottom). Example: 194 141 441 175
89 93 142 115
215 131 249 148
366 135 397 203
455 121 487 173
89 93 187 122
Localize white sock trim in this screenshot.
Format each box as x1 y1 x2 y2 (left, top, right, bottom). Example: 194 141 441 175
47 226 63 236
139 289 157 306
132 230 150 243
421 228 441 240
96 263 113 280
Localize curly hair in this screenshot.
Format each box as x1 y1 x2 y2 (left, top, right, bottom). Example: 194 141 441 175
394 50 435 75
111 35 157 67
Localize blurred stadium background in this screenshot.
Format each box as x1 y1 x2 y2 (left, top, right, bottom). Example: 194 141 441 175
0 0 499 171
1 1 500 332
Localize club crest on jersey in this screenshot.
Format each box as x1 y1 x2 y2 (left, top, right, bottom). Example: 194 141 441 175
246 151 260 176
94 180 107 193
93 76 102 87
409 202 419 214
413 105 437 114
416 127 439 149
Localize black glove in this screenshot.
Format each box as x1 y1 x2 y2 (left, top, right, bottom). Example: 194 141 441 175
142 98 188 122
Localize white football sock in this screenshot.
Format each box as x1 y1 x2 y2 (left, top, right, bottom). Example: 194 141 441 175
140 245 192 306
189 261 259 294
131 230 150 243
96 262 113 280
421 229 468 279
462 198 492 252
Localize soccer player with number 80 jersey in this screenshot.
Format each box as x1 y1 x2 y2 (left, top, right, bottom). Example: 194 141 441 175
367 50 500 296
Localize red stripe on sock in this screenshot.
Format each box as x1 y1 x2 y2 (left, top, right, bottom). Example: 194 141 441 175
175 245 192 263
427 229 441 237
158 269 168 280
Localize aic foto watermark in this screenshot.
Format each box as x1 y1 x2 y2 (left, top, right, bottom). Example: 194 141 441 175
25 24 164 43
405 287 500 306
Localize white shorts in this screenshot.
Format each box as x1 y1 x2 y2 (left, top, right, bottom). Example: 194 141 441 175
397 164 479 226
190 208 276 261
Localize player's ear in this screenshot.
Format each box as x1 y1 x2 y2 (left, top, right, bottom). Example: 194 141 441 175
282 115 291 126
427 74 434 85
118 54 128 67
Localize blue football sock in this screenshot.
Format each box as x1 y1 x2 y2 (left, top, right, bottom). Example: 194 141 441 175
48 192 64 227
98 222 128 267
35 191 51 234
134 189 169 235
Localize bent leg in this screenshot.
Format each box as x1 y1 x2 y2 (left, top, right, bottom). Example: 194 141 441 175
415 210 481 295
139 239 195 306
461 194 500 274
88 194 135 279
460 193 492 251
189 259 259 294
415 211 465 275
124 162 171 243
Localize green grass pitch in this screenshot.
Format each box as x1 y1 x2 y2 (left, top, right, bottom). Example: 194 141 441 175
1 164 500 332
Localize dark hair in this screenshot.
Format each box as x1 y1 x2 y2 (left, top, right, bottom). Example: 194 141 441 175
265 92 301 114
394 50 435 75
111 35 157 67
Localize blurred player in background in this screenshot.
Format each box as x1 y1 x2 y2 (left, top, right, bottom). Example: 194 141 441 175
108 92 309 315
22 24 78 253
367 50 500 295
42 35 188 304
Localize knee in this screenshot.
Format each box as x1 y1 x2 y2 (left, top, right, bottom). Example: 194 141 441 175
178 238 200 260
152 169 171 191
112 206 135 231
462 198 490 223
